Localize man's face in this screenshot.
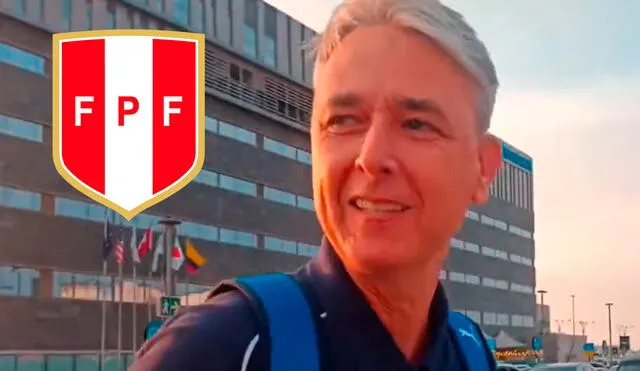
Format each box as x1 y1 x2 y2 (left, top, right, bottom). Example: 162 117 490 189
311 25 501 274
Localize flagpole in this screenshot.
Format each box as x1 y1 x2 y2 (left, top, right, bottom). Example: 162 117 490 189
117 253 123 364
99 208 110 371
132 263 137 352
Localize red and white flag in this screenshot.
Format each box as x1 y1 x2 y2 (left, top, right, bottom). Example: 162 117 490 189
171 236 185 271
136 228 153 261
52 31 205 219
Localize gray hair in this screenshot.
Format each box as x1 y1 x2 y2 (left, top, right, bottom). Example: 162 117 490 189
310 0 498 132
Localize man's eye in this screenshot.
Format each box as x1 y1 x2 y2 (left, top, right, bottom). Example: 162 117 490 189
328 115 358 127
402 119 432 130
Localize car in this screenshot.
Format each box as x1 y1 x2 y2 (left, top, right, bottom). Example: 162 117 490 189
498 363 522 371
616 354 640 371
530 362 596 371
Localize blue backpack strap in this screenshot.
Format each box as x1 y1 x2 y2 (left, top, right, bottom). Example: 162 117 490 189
227 273 321 371
448 311 494 371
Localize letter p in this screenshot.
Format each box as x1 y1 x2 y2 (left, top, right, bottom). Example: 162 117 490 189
118 96 139 126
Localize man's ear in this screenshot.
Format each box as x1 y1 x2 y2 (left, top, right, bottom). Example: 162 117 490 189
471 134 502 204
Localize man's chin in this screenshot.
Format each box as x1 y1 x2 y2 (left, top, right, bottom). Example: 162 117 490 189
342 238 420 275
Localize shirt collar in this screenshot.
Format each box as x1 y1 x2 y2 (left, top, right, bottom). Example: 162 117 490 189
301 238 452 367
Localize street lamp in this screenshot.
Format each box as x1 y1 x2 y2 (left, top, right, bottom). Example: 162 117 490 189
537 290 547 335
606 303 614 366
159 216 182 297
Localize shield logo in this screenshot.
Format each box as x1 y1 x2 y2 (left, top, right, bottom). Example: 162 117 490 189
52 30 205 220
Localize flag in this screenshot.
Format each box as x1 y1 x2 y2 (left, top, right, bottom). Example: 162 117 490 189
184 240 206 274
130 226 140 264
115 240 125 265
151 230 164 272
102 217 114 260
137 228 153 260
171 236 185 271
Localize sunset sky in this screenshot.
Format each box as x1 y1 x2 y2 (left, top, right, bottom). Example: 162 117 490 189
266 0 640 344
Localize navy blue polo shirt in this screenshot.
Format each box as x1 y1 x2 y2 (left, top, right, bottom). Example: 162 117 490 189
132 241 494 371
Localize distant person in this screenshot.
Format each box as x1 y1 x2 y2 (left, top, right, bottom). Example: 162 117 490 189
131 0 501 370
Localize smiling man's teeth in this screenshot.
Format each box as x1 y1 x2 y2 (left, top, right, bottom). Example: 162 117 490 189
354 199 406 212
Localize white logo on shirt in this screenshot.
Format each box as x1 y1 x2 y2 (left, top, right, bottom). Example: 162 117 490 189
459 327 481 346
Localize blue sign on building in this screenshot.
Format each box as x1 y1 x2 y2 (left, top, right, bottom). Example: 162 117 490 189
583 343 595 352
144 319 164 341
532 336 543 351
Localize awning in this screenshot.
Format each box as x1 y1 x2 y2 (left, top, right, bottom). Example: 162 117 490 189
495 330 525 348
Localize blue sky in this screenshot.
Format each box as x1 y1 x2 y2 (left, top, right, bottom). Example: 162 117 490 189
266 0 640 343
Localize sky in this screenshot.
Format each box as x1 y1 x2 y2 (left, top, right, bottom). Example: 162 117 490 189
265 0 640 344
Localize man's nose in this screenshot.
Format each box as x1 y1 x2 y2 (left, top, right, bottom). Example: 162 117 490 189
354 119 398 178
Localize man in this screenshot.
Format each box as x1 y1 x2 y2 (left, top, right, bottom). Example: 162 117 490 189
131 0 502 370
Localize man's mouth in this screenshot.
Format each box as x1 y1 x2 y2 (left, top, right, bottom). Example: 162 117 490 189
349 198 410 213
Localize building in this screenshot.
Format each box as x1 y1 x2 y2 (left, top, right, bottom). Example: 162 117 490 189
536 303 551 334
0 0 536 368
445 140 536 343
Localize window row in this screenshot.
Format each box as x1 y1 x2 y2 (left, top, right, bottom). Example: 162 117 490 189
443 270 534 295
194 169 314 211
0 113 43 142
450 237 533 267
0 42 46 75
0 352 133 371
465 209 533 240
205 116 312 165
52 195 319 255
455 309 535 328
491 162 534 211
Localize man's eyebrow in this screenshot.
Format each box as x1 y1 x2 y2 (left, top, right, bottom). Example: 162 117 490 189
326 92 361 108
393 95 445 117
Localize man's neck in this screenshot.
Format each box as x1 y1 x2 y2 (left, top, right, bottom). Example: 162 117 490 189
348 262 441 363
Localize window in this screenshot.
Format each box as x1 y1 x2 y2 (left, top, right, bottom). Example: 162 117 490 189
173 0 189 25
0 43 45 75
298 243 319 257
0 114 43 142
510 254 523 264
497 313 510 326
524 316 535 328
193 0 204 32
209 0 217 36
464 242 480 254
263 4 278 67
439 270 446 280
450 238 464 250
14 0 27 15
17 355 44 371
495 250 508 260
219 228 257 248
465 274 480 285
264 187 296 207
296 149 311 164
483 312 497 325
482 277 496 288
0 187 41 211
61 0 72 29
481 246 496 257
85 0 93 29
465 210 480 221
205 117 218 133
194 169 219 187
511 314 524 327
219 174 256 197
296 196 314 211
47 355 74 371
466 310 481 323
449 271 465 283
0 267 39 297
243 0 258 58
105 0 116 28
180 221 218 242
495 280 509 290
264 236 297 254
264 137 296 160
217 121 257 146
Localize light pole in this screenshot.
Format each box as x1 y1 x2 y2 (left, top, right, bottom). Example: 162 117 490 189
606 303 614 366
537 290 547 335
578 320 595 336
556 319 564 333
159 216 181 297
571 295 576 337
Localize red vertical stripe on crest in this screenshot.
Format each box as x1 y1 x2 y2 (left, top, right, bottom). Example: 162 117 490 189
60 39 106 193
151 39 197 194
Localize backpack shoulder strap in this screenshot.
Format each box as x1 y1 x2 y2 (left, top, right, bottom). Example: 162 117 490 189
447 311 494 371
211 273 321 371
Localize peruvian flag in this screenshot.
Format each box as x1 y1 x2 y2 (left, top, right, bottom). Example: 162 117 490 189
137 228 153 259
